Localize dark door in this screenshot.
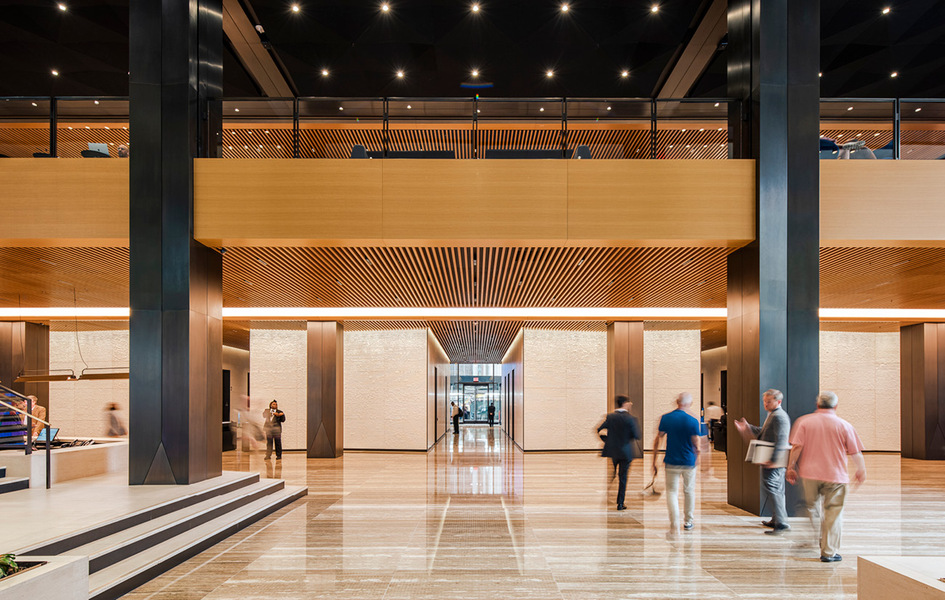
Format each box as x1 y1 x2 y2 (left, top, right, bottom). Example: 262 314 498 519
720 370 728 413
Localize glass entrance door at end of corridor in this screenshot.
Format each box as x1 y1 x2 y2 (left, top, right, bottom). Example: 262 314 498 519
461 384 495 423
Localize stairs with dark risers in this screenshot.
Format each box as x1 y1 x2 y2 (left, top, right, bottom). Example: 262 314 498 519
16 471 306 600
0 464 29 493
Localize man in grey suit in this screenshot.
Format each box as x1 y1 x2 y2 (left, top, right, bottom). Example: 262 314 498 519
597 396 642 511
734 389 792 533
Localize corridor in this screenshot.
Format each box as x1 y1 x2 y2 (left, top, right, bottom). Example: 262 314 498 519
122 426 944 599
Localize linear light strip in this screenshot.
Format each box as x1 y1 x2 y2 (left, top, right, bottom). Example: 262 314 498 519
3 307 945 321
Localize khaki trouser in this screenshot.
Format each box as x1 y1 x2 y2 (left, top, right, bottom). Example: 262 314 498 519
803 479 847 558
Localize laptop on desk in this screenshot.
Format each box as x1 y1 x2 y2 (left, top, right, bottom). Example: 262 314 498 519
88 143 110 156
34 427 59 444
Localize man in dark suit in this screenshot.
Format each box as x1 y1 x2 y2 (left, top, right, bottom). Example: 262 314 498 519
597 396 642 510
487 403 496 427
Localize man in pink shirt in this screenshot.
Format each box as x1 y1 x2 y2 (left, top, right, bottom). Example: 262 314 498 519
786 391 866 563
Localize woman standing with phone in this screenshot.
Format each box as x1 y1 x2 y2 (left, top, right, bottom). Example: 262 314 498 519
263 400 286 459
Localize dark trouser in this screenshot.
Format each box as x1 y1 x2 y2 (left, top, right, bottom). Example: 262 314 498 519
266 433 282 459
762 467 787 525
612 457 630 507
452 415 460 434
488 415 494 426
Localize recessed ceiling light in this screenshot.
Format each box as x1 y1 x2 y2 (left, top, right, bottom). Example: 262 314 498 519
717 127 723 131
681 128 686 132
396 70 404 78
471 3 480 12
321 69 329 76
561 3 569 12
714 102 720 107
264 130 269 133
381 2 390 12
650 4 659 12
881 6 890 15
915 107 922 112
874 132 880 136
818 72 823 77
471 69 479 77
94 100 99 105
890 71 898 78
58 3 67 10
856 133 861 137
606 106 611 111
291 3 300 12
31 102 38 107
539 107 544 112
699 128 704 132
104 126 110 129
85 125 90 129
621 70 629 78
234 108 240 112
407 104 412 109
51 69 59 76
847 106 853 111
546 70 554 78
338 106 343 110
67 126 72 129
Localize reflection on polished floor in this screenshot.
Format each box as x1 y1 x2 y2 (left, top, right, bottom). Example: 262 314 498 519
123 425 944 599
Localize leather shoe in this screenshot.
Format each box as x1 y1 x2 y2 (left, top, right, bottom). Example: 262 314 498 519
764 523 791 535
761 520 775 528
617 504 627 511
820 554 842 563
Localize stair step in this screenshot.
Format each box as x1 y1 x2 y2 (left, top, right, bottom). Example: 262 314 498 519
88 485 307 600
21 471 262 556
0 465 6 478
0 477 29 494
75 479 286 573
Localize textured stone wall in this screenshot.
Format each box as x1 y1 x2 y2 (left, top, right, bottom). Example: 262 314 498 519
49 330 129 438
522 328 607 450
250 329 307 451
344 328 428 450
820 330 900 451
643 330 702 449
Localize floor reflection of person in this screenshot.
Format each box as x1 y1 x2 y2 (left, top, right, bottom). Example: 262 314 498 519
105 402 126 437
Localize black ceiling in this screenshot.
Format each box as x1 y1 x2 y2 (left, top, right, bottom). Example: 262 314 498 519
0 0 943 98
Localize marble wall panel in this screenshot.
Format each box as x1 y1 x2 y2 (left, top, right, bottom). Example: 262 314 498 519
522 329 607 450
49 330 129 438
819 331 900 451
344 329 428 450
250 329 308 451
644 330 702 449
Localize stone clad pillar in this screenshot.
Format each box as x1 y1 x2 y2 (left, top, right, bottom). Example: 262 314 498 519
307 322 344 458
607 322 644 426
901 323 945 460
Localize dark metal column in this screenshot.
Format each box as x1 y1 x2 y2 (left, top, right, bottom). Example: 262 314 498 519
606 322 644 427
726 0 820 514
129 0 224 485
307 322 344 458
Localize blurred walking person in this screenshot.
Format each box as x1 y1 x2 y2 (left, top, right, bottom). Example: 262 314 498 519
597 395 641 511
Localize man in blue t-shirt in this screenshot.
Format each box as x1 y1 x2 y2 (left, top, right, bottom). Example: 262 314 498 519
652 392 704 533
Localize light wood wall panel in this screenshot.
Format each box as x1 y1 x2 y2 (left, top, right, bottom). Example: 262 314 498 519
567 160 756 246
821 161 945 245
381 160 569 244
194 159 384 246
0 159 128 246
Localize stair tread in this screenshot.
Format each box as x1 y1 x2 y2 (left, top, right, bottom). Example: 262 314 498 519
72 479 285 558
87 486 306 594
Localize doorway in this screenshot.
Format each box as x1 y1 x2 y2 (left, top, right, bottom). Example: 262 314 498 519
461 383 499 424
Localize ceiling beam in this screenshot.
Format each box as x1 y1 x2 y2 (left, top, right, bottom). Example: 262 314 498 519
222 0 295 97
654 0 728 98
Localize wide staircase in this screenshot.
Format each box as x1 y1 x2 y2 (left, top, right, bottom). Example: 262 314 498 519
16 471 306 599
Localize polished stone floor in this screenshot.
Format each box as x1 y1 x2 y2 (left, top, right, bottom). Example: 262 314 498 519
122 426 945 599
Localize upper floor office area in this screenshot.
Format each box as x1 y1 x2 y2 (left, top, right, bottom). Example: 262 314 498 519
1 95 944 161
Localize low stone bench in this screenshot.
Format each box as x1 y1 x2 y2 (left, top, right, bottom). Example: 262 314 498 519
859 556 945 599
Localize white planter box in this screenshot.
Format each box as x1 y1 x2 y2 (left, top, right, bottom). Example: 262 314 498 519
859 556 945 600
0 555 88 600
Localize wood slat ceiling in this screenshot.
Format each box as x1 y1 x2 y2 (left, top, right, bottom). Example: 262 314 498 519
3 245 945 361
3 121 941 160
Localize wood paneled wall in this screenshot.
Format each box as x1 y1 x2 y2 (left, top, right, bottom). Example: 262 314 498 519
0 159 128 246
607 322 644 425
900 323 945 460
822 161 945 245
194 159 756 247
307 321 344 458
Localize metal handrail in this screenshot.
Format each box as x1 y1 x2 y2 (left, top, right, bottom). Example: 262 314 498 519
0 383 52 489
